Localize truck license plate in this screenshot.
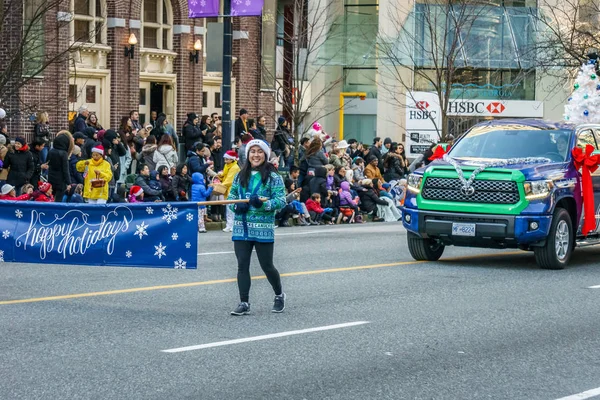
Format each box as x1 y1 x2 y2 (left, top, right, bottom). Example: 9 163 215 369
452 223 476 237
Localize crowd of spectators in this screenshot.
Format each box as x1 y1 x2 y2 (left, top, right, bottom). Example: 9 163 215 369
0 106 411 231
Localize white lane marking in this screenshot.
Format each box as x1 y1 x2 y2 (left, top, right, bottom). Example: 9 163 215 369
162 321 371 353
587 285 600 289
197 250 255 256
555 387 600 400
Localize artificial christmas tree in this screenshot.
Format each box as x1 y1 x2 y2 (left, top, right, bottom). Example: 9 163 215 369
564 57 600 123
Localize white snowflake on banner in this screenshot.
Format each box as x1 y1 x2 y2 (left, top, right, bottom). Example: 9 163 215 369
245 0 251 5
190 0 198 5
172 232 178 241
162 203 178 224
15 209 23 219
0 250 4 262
185 242 191 249
126 251 132 258
186 213 194 222
174 258 187 269
234 0 242 4
134 222 149 240
200 0 206 6
146 207 154 215
2 230 10 239
154 242 167 259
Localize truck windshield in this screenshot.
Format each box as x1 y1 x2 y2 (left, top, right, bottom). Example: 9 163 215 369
450 128 573 162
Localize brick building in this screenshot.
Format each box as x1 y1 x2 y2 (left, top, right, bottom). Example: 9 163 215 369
0 0 277 140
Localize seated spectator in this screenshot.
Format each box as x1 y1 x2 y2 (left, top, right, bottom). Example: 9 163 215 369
32 182 54 202
329 141 351 169
157 165 174 201
76 144 113 204
0 183 31 201
20 183 34 197
64 184 85 203
148 170 164 201
383 143 405 182
134 164 162 202
191 172 213 233
171 163 192 201
128 185 144 203
306 193 334 224
353 157 365 182
368 179 401 222
358 179 388 222
338 181 359 223
365 155 384 181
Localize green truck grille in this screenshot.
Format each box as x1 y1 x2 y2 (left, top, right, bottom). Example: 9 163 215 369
422 177 520 204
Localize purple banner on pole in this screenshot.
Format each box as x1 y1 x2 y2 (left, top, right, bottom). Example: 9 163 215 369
232 0 264 16
188 0 220 18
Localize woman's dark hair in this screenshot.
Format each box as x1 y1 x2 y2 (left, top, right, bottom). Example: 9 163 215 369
238 150 276 188
384 143 399 169
158 165 169 176
372 178 381 190
305 137 323 158
201 115 209 125
335 165 345 176
156 115 167 128
119 116 130 132
146 135 157 145
158 133 174 148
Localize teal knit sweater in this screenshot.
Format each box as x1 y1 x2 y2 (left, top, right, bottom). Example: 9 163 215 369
227 171 286 242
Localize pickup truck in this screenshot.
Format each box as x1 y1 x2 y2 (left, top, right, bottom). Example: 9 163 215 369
401 119 600 269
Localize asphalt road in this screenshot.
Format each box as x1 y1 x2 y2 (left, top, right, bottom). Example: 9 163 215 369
2 222 600 400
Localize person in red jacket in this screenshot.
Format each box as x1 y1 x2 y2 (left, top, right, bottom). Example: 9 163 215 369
0 183 32 201
305 193 334 224
32 182 54 202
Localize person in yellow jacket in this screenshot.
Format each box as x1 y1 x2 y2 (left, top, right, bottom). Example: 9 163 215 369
221 150 241 232
76 144 113 203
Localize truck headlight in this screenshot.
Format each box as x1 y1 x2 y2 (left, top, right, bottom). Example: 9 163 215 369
407 174 423 194
523 180 554 200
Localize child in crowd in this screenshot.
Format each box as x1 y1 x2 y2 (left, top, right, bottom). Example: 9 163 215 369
20 183 34 197
220 150 241 233
338 181 359 223
128 185 144 203
76 144 113 204
306 193 334 224
157 165 174 201
0 184 31 201
148 170 164 201
66 184 85 203
69 145 84 186
32 182 54 202
353 157 365 182
191 172 213 233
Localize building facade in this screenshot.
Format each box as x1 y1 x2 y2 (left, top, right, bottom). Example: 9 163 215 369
308 0 571 154
0 0 276 139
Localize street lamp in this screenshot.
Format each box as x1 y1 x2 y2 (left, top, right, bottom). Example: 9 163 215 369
339 92 367 140
190 39 202 64
124 33 137 59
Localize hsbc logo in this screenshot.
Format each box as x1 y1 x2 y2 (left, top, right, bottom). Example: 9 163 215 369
416 101 429 110
486 102 506 114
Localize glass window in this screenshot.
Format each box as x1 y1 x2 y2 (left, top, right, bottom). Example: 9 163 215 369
140 89 147 106
214 92 221 108
343 68 377 96
72 0 105 44
202 92 208 107
577 130 598 150
23 0 45 76
69 85 78 103
142 0 172 50
86 86 96 103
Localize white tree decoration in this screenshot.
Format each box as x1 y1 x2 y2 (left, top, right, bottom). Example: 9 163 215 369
564 61 600 123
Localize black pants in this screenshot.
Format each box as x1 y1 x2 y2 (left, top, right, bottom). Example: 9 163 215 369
276 204 296 223
53 186 66 203
234 241 282 303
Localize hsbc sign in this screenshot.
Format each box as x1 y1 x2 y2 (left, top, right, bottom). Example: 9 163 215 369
405 91 544 156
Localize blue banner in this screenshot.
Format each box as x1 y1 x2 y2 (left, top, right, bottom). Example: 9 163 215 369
0 202 199 269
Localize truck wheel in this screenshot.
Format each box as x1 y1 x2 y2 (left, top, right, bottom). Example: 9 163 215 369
534 208 573 270
407 232 445 261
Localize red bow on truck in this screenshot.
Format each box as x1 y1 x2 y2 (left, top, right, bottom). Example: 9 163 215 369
429 144 451 161
572 144 600 236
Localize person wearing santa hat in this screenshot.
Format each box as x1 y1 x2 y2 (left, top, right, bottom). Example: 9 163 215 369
76 144 113 203
128 185 144 203
32 181 54 202
226 139 287 315
220 149 241 232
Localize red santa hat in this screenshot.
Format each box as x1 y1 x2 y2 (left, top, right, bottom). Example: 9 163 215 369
223 150 238 161
129 185 143 197
91 144 104 155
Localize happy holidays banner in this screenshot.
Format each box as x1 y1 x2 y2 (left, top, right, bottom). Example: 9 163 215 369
0 202 199 269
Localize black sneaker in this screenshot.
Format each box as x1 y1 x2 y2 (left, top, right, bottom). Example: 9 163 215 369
272 293 286 313
230 302 250 316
